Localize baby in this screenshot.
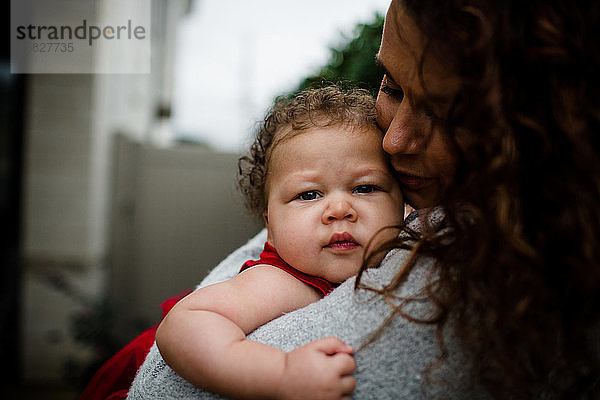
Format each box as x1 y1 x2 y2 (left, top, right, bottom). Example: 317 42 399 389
156 86 404 399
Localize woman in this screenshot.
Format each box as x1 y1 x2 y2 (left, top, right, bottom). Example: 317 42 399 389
128 0 600 398
375 0 600 397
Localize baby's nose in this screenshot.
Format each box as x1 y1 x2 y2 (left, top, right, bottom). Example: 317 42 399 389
322 198 357 223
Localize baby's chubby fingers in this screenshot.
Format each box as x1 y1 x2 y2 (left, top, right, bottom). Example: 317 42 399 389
312 337 356 376
312 336 354 355
281 338 357 399
329 350 356 376
341 374 357 394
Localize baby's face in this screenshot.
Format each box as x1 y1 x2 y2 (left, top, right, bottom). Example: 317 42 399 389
264 125 404 284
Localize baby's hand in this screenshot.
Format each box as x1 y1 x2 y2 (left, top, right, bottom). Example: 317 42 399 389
278 336 356 400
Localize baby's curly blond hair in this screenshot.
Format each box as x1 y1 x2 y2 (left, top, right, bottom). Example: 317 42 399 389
237 85 377 217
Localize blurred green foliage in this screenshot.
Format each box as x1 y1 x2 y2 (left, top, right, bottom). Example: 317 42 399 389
296 13 384 95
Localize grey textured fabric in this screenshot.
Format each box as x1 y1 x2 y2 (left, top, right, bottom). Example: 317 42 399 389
127 213 491 399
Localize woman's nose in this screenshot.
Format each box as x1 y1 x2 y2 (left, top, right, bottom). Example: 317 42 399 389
322 198 357 224
379 101 427 156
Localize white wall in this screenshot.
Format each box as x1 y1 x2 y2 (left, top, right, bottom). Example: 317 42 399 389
19 0 196 383
108 135 262 342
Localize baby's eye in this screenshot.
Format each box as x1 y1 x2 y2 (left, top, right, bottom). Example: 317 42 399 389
353 185 378 194
295 191 322 201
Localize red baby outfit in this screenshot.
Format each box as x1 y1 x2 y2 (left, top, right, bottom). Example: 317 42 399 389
240 242 339 296
81 243 339 399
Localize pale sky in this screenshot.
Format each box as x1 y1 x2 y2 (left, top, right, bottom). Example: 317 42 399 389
172 0 390 152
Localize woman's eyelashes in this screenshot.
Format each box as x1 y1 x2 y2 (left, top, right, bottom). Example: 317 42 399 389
380 84 404 100
380 82 440 122
380 76 404 101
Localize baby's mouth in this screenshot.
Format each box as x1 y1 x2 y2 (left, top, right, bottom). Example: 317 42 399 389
325 233 359 251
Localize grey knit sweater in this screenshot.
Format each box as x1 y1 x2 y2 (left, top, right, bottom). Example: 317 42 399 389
127 214 491 399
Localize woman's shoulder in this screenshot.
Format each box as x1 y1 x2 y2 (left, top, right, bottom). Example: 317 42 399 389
197 228 267 288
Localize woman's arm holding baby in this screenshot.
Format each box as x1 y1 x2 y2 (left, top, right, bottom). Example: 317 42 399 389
155 265 356 400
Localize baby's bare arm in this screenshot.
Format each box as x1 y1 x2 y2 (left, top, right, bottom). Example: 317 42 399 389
156 265 355 399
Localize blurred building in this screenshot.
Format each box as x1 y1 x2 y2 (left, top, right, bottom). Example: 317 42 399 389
4 0 261 394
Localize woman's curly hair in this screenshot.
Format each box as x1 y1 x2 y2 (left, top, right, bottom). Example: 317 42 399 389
363 0 600 398
238 85 377 217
